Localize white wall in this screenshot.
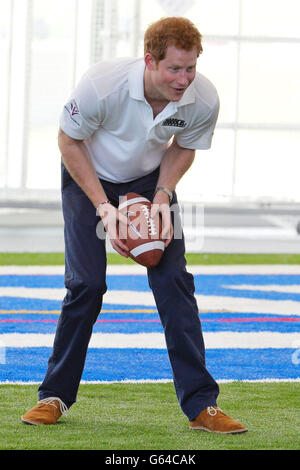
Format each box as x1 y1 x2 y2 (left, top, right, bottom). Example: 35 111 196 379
0 0 299 203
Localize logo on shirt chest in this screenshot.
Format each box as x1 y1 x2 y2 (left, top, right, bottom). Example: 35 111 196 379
162 118 187 128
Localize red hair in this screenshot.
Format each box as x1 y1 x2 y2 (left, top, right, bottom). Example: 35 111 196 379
144 17 203 62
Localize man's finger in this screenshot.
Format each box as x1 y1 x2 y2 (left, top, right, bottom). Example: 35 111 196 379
160 208 172 237
111 238 129 257
150 202 160 219
163 223 173 247
162 221 173 242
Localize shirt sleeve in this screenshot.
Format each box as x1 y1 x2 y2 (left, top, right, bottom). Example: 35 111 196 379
176 96 220 150
59 75 102 140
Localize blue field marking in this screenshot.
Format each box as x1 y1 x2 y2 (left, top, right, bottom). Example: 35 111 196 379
0 311 299 334
1 273 300 301
1 270 300 382
193 274 300 302
0 297 62 310
0 347 299 382
0 275 64 288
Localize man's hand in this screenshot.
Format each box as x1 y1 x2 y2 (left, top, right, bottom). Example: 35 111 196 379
151 191 173 248
97 203 130 257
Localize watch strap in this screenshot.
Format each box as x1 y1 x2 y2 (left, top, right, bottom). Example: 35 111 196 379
155 186 173 203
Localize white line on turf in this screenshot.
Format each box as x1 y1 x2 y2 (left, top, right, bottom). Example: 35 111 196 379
0 378 299 385
1 265 300 274
1 287 300 315
225 284 300 294
1 332 299 349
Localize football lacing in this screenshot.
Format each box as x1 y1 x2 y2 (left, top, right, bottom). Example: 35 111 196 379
141 205 157 236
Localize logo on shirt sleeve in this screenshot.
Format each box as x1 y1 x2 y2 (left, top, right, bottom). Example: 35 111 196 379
70 102 79 116
162 118 187 128
64 99 82 127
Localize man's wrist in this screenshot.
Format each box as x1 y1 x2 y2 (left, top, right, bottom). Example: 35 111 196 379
154 186 173 204
96 200 111 216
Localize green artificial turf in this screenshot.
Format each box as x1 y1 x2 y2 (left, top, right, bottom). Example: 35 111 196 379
0 382 299 450
1 252 300 265
0 252 299 451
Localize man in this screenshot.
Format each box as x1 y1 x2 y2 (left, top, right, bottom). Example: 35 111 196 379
21 17 247 434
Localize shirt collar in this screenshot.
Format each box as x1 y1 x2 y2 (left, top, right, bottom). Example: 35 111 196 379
128 59 146 101
177 81 196 107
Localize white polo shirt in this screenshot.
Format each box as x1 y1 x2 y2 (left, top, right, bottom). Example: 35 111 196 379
60 57 219 183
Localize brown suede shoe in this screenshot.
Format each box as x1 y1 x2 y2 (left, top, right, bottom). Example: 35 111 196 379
21 397 68 425
189 406 248 434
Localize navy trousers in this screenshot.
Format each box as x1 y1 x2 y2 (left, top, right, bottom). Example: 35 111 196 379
38 165 219 421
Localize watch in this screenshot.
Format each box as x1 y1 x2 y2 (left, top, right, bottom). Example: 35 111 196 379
155 186 173 204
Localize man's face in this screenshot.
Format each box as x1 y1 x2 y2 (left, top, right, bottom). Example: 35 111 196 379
146 45 198 102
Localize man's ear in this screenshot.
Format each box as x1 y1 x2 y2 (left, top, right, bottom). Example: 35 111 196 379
144 53 157 71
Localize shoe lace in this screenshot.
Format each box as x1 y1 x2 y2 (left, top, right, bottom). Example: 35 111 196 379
38 397 68 416
207 406 222 416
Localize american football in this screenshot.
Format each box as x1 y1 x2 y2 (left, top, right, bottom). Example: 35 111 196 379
118 192 165 268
